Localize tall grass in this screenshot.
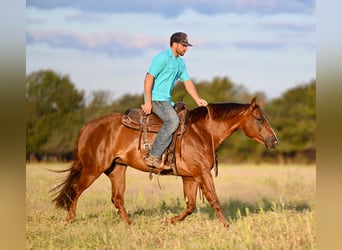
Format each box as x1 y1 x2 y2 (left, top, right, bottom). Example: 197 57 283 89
26 163 316 249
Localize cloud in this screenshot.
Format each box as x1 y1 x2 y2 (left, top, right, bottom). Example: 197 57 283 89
26 30 165 57
261 21 315 32
27 0 315 17
232 40 287 50
26 17 47 25
64 11 106 23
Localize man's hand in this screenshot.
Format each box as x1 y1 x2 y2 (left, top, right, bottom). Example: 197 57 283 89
142 102 152 115
196 98 208 107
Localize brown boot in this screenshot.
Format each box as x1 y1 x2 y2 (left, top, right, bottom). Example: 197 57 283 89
145 155 171 170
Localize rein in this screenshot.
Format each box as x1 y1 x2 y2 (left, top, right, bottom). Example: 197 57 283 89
205 105 218 177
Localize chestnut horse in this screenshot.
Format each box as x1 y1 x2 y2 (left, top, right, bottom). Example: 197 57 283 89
52 97 278 228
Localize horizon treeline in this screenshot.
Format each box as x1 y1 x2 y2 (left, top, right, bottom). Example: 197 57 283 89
26 69 315 164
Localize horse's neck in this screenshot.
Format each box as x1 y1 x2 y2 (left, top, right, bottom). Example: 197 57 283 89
216 117 242 145
204 110 245 147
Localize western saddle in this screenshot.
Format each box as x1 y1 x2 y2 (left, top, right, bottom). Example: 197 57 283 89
121 101 189 175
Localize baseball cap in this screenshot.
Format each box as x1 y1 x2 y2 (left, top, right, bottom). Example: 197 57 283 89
170 32 193 46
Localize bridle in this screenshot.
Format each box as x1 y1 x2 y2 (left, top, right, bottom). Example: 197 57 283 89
205 105 218 177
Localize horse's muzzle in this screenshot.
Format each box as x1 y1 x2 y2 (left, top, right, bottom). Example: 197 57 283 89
265 136 279 150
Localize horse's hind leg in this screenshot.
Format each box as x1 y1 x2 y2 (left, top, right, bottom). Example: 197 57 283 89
106 164 131 225
66 165 102 223
167 176 198 225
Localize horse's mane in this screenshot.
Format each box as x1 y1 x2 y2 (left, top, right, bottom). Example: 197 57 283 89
189 103 249 123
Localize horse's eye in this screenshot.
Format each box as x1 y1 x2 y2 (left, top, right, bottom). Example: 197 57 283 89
255 117 263 122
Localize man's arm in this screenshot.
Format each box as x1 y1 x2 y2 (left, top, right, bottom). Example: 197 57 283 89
142 73 154 114
184 80 208 106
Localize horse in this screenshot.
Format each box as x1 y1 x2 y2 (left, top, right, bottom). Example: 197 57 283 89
51 97 279 228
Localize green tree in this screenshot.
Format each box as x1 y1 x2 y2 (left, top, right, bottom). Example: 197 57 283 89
109 93 144 113
264 80 316 163
26 70 85 158
83 90 114 122
173 76 255 109
26 68 315 164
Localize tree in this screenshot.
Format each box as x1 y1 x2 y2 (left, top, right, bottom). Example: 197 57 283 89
264 80 316 163
26 69 316 164
109 93 144 113
26 70 85 159
172 76 255 109
83 90 114 122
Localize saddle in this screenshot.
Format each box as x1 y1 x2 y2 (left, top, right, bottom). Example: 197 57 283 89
121 101 189 174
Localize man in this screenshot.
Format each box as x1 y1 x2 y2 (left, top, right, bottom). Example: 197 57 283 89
142 32 208 170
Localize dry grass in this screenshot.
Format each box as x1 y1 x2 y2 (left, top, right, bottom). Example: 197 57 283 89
26 163 316 249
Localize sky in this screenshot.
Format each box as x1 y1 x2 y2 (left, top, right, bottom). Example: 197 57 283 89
26 0 316 100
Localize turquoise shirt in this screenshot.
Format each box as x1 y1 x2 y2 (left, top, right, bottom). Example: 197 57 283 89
147 47 190 104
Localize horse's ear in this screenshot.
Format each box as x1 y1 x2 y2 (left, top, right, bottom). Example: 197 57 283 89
251 97 257 108
246 97 257 113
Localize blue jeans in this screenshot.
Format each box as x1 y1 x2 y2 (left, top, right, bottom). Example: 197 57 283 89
150 101 180 159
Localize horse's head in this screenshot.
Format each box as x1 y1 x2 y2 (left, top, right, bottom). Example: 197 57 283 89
240 97 279 150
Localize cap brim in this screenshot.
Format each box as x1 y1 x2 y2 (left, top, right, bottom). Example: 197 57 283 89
181 42 193 47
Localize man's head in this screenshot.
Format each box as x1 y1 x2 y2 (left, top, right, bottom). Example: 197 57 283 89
170 32 193 47
170 32 192 57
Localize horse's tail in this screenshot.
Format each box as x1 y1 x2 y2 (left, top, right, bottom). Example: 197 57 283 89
50 160 82 210
50 134 83 211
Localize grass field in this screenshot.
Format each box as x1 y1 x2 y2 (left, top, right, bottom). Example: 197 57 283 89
26 163 316 249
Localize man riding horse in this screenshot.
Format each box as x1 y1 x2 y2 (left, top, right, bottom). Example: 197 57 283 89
51 33 279 228
141 32 208 171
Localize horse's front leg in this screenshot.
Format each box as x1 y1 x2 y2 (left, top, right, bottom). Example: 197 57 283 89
196 171 229 228
166 176 198 225
106 164 131 225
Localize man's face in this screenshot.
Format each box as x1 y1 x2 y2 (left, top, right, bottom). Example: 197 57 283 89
175 43 188 56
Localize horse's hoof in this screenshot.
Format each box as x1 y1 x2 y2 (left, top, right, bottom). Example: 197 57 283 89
163 217 172 226
64 221 71 226
64 217 74 225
